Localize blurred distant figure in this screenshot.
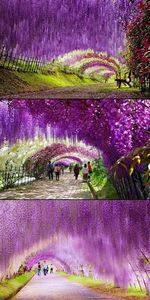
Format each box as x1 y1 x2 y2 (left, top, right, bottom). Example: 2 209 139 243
50 264 53 273
61 165 65 174
47 161 54 180
46 265 49 274
82 164 88 182
69 164 72 173
74 164 80 180
37 262 41 276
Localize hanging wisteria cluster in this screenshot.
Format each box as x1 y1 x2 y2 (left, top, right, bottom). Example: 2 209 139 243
0 200 149 289
0 0 140 59
0 99 149 168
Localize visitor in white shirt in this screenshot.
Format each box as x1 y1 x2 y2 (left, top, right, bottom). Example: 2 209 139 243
82 164 88 182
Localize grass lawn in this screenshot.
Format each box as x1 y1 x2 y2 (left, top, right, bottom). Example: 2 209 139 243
0 272 35 300
58 272 149 300
17 71 96 87
0 68 97 96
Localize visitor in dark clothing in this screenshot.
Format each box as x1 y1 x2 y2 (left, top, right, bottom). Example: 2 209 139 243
50 264 53 273
37 262 41 276
47 161 54 180
74 164 80 180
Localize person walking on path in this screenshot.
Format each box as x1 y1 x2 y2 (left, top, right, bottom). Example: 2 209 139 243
50 264 53 273
82 163 88 182
47 161 54 180
46 265 49 274
54 165 61 181
74 164 80 180
37 262 41 276
88 162 92 174
43 261 48 276
88 161 92 181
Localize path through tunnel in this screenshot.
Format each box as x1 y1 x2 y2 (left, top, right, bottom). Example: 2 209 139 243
0 200 149 299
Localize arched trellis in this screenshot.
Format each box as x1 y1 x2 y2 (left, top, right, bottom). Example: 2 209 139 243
53 156 82 165
27 144 97 166
25 143 98 178
84 66 114 80
52 154 93 165
26 252 72 274
71 57 119 73
60 50 119 68
79 59 118 75
57 51 120 78
84 66 114 75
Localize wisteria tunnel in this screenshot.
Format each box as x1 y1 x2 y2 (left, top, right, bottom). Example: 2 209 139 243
0 99 149 200
0 200 150 297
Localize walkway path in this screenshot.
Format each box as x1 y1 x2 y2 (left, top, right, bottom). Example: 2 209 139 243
1 83 146 99
0 173 92 199
11 273 117 300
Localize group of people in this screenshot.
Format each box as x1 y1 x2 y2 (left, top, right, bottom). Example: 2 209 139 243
37 261 54 276
47 161 92 182
47 161 64 181
73 161 92 181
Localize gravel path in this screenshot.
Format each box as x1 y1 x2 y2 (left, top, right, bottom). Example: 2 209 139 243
0 172 92 199
11 273 118 300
